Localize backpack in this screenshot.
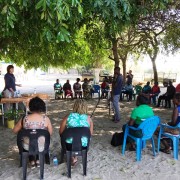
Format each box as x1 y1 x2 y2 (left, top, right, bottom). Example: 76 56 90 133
111 132 124 147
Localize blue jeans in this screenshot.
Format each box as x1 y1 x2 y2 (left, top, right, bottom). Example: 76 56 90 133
113 95 120 121
151 93 159 105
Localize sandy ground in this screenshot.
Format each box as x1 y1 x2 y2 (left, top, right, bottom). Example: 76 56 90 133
0 94 180 180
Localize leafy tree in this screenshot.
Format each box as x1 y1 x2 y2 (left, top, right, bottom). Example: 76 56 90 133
137 1 180 82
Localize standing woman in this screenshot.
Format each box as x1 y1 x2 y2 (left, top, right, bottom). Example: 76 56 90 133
3 65 21 110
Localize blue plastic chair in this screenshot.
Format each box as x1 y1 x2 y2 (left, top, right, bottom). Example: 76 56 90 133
91 85 100 99
157 122 180 160
122 116 160 161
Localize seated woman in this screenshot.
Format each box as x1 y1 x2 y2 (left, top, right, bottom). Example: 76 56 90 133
123 94 154 151
101 79 110 98
13 97 53 169
150 82 160 105
160 93 180 154
59 99 93 165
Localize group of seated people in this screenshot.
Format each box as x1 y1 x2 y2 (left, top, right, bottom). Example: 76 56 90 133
54 77 110 99
13 97 93 168
123 92 180 153
122 80 178 108
141 80 178 108
54 78 82 99
13 91 180 170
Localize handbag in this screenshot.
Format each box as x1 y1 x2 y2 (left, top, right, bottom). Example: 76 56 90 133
111 132 124 146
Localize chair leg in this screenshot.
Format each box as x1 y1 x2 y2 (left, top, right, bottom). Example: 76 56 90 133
136 139 141 161
19 154 22 167
142 140 146 149
66 151 72 178
172 137 178 160
157 128 162 153
122 134 127 155
22 152 28 180
39 152 45 180
60 149 64 164
45 153 50 164
82 149 87 176
151 138 156 156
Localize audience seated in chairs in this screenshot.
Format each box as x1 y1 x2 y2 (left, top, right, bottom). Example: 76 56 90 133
13 97 53 169
91 84 101 99
101 78 110 99
73 78 82 99
63 80 73 99
59 99 93 166
54 79 63 99
122 94 154 151
121 82 133 101
158 93 180 154
142 81 151 94
156 81 176 108
176 83 180 93
82 78 91 99
150 82 160 105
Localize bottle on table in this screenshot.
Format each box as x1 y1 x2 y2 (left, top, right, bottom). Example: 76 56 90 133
17 90 20 97
14 91 17 98
34 88 36 94
53 156 58 166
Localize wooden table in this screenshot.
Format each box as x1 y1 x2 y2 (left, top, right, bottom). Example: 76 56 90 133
0 93 49 126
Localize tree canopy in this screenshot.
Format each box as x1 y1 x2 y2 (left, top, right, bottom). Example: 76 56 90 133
0 0 179 73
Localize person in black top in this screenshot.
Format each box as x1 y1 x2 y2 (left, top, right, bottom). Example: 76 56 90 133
3 65 21 111
126 70 133 84
156 81 176 108
63 80 73 98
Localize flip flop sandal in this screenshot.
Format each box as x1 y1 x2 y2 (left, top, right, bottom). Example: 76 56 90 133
36 161 40 168
159 148 171 154
31 163 36 169
71 159 78 166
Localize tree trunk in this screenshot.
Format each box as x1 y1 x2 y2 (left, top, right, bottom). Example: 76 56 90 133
122 58 127 84
151 58 158 83
112 39 119 68
149 50 158 82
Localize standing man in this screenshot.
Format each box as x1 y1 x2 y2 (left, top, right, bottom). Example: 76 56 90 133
126 70 133 84
112 67 123 123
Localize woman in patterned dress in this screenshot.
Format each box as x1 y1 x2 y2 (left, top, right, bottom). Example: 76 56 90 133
59 99 93 165
13 97 53 168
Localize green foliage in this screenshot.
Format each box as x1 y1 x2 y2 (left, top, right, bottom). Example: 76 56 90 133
0 0 178 72
4 109 23 120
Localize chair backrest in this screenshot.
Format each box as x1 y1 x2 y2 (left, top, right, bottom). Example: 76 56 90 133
17 129 50 155
93 85 100 92
138 116 160 140
177 122 180 128
60 127 91 151
135 85 142 94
